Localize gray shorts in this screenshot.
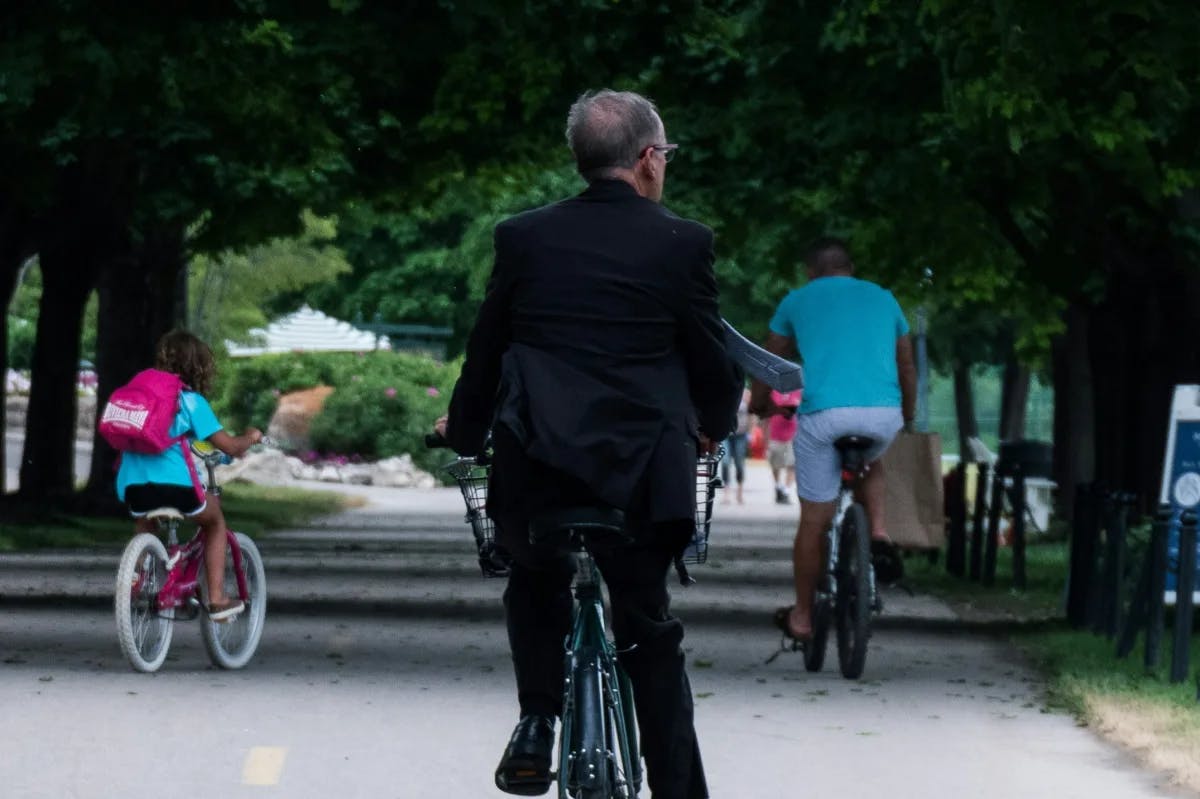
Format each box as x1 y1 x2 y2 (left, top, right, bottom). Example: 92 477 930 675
767 439 795 470
792 407 904 502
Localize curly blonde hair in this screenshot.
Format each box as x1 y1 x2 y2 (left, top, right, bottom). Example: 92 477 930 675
155 330 216 395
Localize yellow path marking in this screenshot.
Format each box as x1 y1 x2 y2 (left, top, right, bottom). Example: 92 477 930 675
241 746 287 786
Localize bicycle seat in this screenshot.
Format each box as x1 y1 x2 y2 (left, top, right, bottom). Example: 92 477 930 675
834 435 876 474
833 435 876 452
530 506 628 550
144 507 185 522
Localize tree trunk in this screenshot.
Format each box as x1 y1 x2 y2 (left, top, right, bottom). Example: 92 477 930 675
1088 237 1200 512
18 246 95 500
952 362 979 463
18 158 134 503
1051 303 1094 521
0 205 35 496
998 349 1030 443
84 225 187 504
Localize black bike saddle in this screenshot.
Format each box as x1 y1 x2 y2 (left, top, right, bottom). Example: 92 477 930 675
834 435 876 473
833 435 876 452
530 506 627 550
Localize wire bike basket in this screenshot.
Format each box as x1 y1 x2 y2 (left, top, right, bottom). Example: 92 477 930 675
683 449 723 565
443 458 510 578
444 448 723 575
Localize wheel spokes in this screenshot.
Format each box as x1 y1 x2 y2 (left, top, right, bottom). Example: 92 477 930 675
130 551 166 657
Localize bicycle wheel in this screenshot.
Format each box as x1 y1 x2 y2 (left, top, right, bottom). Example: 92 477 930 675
803 595 832 672
835 503 871 679
200 532 267 669
114 533 174 673
614 665 642 796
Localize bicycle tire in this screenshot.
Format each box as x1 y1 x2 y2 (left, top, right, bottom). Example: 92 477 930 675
114 533 174 673
200 533 267 669
803 595 831 672
835 502 871 679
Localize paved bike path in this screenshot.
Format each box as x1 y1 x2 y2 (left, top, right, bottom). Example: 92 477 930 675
0 474 1185 797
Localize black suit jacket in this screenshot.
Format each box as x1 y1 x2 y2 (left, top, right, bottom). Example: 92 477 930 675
446 179 741 527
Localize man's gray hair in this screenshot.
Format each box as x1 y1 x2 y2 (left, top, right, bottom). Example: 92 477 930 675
565 89 663 179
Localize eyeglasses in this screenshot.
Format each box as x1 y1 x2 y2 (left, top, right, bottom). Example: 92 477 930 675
643 143 679 163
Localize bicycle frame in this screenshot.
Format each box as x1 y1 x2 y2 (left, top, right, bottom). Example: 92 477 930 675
819 473 859 593
145 524 249 614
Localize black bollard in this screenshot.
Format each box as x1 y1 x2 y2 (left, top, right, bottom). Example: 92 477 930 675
1010 466 1027 591
969 462 989 581
1104 494 1133 639
1066 483 1101 629
1089 491 1116 635
1170 511 1197 683
983 465 1005 587
1117 550 1150 660
1146 507 1171 672
946 463 967 577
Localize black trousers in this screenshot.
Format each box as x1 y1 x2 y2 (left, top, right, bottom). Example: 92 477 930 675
497 515 708 799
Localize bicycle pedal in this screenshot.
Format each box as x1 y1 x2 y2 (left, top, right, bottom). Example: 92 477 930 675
173 603 200 621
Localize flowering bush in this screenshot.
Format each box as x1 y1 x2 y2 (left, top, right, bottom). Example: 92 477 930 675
212 351 459 475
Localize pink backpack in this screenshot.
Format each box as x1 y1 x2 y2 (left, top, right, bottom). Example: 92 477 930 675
98 369 185 454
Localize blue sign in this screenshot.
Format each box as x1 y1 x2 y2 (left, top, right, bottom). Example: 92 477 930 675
1164 416 1200 600
1167 420 1200 509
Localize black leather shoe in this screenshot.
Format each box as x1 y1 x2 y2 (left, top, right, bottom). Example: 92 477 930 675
494 714 555 796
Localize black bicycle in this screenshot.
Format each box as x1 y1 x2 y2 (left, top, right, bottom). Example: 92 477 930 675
432 435 721 798
799 435 882 679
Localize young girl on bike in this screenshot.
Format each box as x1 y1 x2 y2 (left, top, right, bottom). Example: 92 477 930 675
115 330 262 621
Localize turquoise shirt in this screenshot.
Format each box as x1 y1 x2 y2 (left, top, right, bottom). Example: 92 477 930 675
768 276 910 414
115 391 223 500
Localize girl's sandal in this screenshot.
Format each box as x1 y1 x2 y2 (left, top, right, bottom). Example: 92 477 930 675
207 597 245 623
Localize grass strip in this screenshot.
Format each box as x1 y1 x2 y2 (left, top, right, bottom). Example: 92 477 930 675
0 483 354 551
904 539 1067 621
907 537 1200 790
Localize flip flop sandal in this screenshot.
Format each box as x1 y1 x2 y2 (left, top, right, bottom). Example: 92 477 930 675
772 606 812 645
206 598 245 623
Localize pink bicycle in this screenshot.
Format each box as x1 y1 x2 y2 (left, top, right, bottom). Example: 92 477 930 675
114 440 267 672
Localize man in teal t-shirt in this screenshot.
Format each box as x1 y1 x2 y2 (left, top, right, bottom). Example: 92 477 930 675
750 237 917 642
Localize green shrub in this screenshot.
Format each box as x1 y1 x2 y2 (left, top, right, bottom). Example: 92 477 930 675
212 351 359 430
212 351 460 474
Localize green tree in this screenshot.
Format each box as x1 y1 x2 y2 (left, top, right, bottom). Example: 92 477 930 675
190 211 351 346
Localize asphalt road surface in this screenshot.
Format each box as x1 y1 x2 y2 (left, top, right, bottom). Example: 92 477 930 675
0 478 1180 799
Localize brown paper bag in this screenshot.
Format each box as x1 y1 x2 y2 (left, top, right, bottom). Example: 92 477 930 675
881 431 945 550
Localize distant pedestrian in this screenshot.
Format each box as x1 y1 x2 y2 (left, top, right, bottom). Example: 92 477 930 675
766 389 800 504
721 387 754 505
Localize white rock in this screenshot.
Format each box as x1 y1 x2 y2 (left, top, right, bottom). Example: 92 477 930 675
202 446 438 490
340 463 374 485
215 449 303 486
296 464 322 481
371 463 414 488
